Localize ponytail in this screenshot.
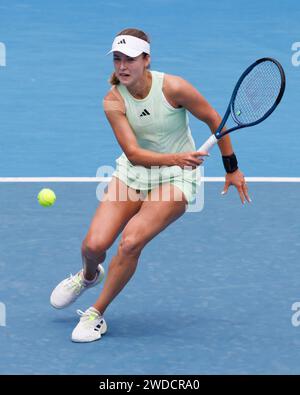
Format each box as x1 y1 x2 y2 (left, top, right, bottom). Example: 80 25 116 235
109 72 120 86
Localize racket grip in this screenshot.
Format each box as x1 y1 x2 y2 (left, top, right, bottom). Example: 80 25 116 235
197 134 218 153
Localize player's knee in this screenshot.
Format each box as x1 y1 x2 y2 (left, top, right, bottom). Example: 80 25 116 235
119 234 143 258
82 237 107 261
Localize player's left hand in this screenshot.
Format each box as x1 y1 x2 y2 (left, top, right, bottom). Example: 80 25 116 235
221 169 251 204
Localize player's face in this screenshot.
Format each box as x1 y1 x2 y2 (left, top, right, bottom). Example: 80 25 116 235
113 52 150 86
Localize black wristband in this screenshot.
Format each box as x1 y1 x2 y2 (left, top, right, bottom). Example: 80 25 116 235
222 152 238 173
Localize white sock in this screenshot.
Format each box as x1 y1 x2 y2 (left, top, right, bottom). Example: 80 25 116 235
88 306 101 316
81 271 97 285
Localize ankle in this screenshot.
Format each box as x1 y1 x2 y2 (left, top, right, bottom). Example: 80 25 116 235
93 304 105 316
82 271 97 283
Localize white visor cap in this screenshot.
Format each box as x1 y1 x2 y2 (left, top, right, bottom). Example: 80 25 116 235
107 35 150 57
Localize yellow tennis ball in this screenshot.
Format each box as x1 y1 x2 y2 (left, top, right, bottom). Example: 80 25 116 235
38 188 56 207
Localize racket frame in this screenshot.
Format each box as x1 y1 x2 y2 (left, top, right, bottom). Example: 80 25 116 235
198 57 286 153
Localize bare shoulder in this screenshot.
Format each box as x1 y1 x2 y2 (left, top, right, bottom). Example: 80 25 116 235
104 86 123 101
103 86 126 116
163 74 194 108
104 91 116 101
163 73 187 94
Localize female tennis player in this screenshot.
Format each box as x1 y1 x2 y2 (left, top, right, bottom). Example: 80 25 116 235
50 28 251 342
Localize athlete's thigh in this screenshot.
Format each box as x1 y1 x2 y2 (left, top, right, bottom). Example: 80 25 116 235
85 176 144 248
122 183 187 247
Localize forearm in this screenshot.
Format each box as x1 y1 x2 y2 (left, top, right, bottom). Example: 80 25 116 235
206 115 239 173
206 114 234 156
128 147 176 168
217 133 234 156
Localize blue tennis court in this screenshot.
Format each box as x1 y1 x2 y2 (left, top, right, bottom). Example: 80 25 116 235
0 0 300 374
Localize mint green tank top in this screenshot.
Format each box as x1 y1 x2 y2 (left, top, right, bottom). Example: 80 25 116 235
114 70 197 189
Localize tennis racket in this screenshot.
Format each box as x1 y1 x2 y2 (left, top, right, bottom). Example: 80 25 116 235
198 57 286 153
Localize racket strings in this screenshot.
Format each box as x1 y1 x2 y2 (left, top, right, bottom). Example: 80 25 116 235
233 61 282 125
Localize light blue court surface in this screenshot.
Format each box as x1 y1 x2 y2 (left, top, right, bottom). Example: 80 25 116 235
1 182 300 375
0 0 300 374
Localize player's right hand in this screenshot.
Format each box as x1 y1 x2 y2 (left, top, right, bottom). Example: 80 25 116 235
174 151 209 169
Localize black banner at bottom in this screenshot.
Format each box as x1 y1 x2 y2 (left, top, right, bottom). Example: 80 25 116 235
0 374 298 391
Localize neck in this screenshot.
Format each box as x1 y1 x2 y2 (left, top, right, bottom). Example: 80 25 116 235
127 71 152 99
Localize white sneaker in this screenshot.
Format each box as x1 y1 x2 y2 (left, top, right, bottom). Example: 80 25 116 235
50 264 105 309
71 307 107 343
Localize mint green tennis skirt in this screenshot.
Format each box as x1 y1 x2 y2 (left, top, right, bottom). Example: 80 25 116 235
112 153 202 205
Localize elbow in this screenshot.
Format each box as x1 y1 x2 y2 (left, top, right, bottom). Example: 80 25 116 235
128 156 139 166
126 148 140 165
205 110 222 130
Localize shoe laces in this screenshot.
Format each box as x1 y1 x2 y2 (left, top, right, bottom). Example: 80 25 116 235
65 272 85 295
76 308 101 327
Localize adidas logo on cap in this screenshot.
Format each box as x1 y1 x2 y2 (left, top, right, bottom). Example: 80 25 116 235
117 39 126 44
140 109 150 117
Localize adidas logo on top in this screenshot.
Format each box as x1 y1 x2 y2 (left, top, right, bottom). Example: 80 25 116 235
117 39 126 44
140 109 150 117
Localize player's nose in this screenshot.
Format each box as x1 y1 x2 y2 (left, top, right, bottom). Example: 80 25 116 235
119 60 128 69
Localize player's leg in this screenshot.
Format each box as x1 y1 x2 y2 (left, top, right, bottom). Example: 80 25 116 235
50 177 144 309
81 176 144 280
93 183 187 315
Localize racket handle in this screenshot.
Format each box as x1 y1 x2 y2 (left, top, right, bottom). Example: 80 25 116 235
197 134 218 153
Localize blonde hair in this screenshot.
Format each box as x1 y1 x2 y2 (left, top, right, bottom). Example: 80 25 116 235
109 28 150 86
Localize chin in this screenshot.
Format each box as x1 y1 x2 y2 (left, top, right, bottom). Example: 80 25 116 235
119 79 130 86
118 75 131 84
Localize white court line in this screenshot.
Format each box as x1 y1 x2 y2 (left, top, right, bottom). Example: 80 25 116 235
205 177 300 182
0 177 300 182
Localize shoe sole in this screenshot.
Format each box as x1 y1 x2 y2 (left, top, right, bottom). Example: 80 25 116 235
71 326 107 343
71 331 107 343
50 299 74 309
